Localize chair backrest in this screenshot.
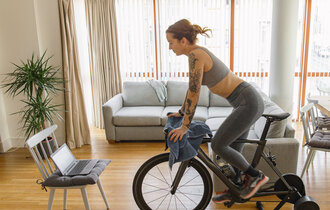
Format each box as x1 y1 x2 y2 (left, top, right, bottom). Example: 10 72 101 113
300 103 318 144
26 125 59 180
307 92 329 118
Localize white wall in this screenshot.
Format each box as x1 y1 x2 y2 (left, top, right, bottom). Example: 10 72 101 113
0 0 65 151
34 0 65 146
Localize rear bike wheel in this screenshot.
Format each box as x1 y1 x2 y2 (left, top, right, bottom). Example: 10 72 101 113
132 153 213 210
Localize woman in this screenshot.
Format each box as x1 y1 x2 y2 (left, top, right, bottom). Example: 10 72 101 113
166 19 268 203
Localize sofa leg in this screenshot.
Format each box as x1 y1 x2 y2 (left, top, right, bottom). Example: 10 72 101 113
107 140 116 144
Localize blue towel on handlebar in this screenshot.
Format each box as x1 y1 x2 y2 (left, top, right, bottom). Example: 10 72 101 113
164 116 213 170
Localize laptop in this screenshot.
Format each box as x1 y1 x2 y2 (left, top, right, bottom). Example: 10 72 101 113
51 143 98 176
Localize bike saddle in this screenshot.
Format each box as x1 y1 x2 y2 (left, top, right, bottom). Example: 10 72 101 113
262 113 290 121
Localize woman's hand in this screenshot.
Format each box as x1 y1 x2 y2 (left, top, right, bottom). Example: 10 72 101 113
168 126 189 142
167 112 182 118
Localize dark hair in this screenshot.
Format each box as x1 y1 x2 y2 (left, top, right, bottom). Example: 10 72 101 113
166 19 212 44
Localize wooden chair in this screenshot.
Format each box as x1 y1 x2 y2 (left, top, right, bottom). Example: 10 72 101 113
300 103 330 178
307 93 330 119
307 97 330 131
26 125 110 210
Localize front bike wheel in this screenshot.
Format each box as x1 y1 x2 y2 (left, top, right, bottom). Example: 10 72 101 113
133 153 213 210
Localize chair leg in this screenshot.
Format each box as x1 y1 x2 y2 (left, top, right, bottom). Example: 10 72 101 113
308 150 317 168
97 179 110 209
311 149 317 162
81 187 91 210
301 149 316 178
48 188 55 210
63 189 67 210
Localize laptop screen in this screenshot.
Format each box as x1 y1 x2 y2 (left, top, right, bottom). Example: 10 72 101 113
51 144 76 173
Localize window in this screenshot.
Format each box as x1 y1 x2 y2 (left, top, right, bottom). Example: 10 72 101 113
234 0 272 92
116 0 156 81
157 0 230 81
306 0 330 95
108 0 330 120
294 0 330 119
116 0 273 86
74 0 93 124
116 0 230 81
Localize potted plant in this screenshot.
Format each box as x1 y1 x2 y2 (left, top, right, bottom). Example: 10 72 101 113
1 51 64 157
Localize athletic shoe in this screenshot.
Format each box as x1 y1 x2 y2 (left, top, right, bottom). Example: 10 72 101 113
212 190 232 203
240 171 269 199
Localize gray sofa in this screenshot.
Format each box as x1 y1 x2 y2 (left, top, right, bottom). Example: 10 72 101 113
102 80 299 192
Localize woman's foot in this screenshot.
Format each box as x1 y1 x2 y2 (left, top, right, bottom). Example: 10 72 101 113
212 190 232 203
240 171 269 199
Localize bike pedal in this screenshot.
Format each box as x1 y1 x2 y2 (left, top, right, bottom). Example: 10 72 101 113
224 200 235 208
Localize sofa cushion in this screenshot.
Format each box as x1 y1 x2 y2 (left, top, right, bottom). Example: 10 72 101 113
205 117 255 134
247 130 259 139
113 106 164 126
205 118 226 131
122 81 165 106
209 92 231 107
161 106 208 126
250 82 272 102
166 81 209 106
254 101 287 139
208 107 233 118
249 82 288 138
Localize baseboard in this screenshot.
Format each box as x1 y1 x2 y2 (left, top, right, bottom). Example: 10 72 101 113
0 137 14 153
0 134 66 152
11 137 26 148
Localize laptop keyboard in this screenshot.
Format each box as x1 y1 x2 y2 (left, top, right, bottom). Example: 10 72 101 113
70 160 91 174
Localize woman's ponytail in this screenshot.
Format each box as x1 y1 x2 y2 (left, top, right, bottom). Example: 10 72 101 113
192 24 211 38
166 19 212 44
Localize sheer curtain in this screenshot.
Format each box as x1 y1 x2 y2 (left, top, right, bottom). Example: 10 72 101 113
85 0 122 128
306 0 330 95
157 0 230 81
116 0 273 87
58 0 91 148
73 0 93 125
116 0 156 81
116 0 230 82
234 0 273 92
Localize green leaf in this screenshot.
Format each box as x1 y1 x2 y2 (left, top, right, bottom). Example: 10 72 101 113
1 51 65 139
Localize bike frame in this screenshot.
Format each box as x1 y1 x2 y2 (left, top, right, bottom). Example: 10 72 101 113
170 116 298 208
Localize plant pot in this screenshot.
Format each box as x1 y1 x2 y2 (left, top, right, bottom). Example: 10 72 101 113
37 137 55 159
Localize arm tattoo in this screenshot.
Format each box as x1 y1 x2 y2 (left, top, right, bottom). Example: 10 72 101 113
182 52 203 128
185 99 196 127
188 53 202 93
189 53 197 70
181 91 188 113
189 70 202 93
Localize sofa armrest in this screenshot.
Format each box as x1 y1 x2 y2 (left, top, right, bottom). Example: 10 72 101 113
102 94 123 140
284 123 295 138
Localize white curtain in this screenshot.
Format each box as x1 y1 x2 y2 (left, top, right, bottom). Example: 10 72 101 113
73 0 93 125
85 0 122 128
234 0 273 92
116 0 156 81
306 0 330 95
116 0 230 82
157 0 230 81
58 0 91 148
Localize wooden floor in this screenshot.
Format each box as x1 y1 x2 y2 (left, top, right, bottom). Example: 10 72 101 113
0 122 329 210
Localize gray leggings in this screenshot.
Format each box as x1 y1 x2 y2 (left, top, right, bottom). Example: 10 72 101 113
211 82 264 172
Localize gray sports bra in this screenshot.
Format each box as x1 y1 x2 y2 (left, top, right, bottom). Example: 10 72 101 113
198 47 230 88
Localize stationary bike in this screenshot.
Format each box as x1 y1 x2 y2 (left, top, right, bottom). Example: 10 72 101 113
132 113 319 210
